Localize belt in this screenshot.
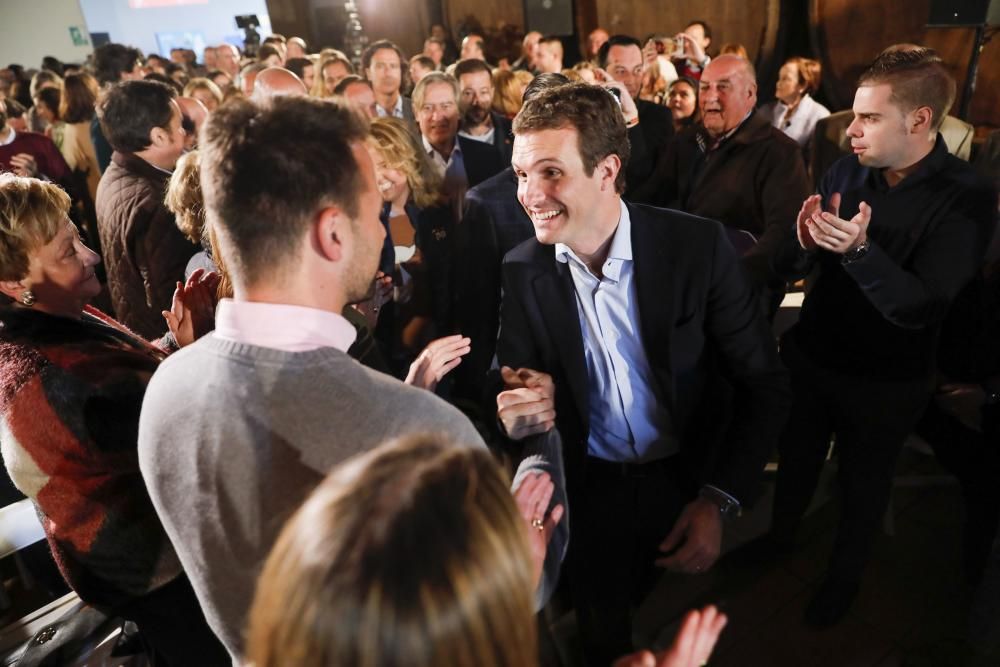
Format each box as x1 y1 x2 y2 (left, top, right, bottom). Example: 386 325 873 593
585 455 677 480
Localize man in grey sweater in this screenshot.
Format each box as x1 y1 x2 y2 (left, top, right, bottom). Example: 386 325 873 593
137 96 490 661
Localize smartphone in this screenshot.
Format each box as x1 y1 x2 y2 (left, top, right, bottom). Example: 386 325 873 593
606 86 623 109
673 36 686 58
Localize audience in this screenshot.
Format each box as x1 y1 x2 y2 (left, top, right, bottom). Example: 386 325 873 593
770 45 997 628
2 18 997 667
95 80 197 338
0 174 227 665
494 82 788 664
136 95 487 661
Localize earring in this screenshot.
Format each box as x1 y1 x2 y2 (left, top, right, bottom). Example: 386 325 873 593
19 290 35 307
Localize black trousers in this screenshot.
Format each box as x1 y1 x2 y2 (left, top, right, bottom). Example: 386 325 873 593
567 456 689 666
115 574 230 666
772 336 933 584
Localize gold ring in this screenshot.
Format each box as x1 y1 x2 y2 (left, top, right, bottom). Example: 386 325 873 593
531 517 544 531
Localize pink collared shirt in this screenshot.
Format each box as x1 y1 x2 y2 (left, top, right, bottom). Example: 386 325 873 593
213 299 357 352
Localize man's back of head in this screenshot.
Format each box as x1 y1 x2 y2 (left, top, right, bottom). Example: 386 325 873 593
199 96 369 292
94 43 144 87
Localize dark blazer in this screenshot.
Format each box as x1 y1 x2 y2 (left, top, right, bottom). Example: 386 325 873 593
626 100 675 204
490 112 514 165
452 167 534 401
494 202 790 504
458 134 506 189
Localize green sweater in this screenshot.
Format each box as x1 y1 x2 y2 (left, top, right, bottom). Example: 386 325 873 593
137 334 485 662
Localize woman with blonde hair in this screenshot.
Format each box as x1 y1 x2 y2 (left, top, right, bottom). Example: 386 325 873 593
0 174 225 665
247 436 726 667
492 68 534 119
367 117 464 373
183 77 224 111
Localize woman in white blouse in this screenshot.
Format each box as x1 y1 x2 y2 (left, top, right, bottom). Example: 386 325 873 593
763 57 830 156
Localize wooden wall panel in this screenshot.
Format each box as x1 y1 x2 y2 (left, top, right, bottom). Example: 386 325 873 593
811 0 999 128
442 0 524 40
355 0 435 58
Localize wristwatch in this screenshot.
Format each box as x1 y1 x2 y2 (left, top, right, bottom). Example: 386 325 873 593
699 486 742 519
842 240 870 264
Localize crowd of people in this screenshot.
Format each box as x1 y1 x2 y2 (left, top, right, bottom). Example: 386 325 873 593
0 17 997 667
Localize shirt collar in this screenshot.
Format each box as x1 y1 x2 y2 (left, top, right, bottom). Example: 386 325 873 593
0 127 16 146
214 299 357 352
422 133 461 160
376 94 404 118
555 199 631 281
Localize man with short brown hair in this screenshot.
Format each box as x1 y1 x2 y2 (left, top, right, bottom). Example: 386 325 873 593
771 46 997 627
496 82 788 664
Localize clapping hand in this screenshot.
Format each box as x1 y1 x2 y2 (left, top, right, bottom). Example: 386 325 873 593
163 268 220 347
797 192 871 254
613 605 728 667
404 334 471 391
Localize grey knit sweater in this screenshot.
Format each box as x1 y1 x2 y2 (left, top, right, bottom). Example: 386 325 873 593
137 335 486 662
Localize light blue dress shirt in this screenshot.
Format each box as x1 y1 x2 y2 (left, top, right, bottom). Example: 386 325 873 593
555 200 677 463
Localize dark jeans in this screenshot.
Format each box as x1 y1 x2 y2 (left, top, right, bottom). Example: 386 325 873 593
567 456 689 666
772 336 933 584
115 574 229 666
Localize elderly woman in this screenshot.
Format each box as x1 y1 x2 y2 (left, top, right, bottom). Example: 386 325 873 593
0 174 226 665
247 436 726 667
762 56 830 151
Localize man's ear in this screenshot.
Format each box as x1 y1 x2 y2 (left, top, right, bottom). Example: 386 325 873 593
598 153 622 191
149 124 169 148
911 105 933 133
314 205 347 263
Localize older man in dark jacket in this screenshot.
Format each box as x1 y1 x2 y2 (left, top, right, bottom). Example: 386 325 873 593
96 80 197 338
638 55 810 316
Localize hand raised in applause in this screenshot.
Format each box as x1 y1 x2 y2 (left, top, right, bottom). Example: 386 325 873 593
404 335 471 392
613 605 728 667
163 268 220 347
798 192 871 254
496 366 556 440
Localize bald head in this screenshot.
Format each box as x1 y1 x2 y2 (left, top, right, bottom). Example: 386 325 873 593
252 67 307 100
699 55 758 139
176 96 208 149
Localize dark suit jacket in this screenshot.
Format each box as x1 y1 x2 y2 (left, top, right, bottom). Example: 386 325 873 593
495 202 790 504
637 113 810 293
458 134 506 189
626 100 675 204
491 112 514 165
452 167 534 401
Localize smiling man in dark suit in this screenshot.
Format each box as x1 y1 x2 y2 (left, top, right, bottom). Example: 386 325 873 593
494 83 789 664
